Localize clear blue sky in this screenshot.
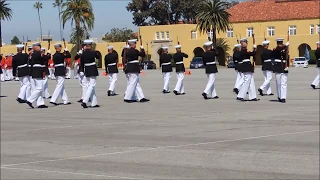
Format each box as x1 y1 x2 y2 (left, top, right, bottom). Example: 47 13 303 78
2 0 136 43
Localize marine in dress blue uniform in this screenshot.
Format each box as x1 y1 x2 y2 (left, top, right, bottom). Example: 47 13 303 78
159 46 172 93
272 38 290 103
41 47 51 99
258 40 274 96
12 44 30 103
236 38 259 101
104 46 119 96
201 41 219 100
233 43 243 94
173 45 188 95
311 41 320 89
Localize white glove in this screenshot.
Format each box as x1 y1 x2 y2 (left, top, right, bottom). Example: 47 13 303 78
75 62 78 65
64 48 68 51
22 50 25 53
284 67 289 71
64 62 66 66
4 65 7 68
47 50 51 54
50 64 53 67
78 50 83 54
286 42 289 46
140 46 144 49
79 72 84 76
253 44 257 48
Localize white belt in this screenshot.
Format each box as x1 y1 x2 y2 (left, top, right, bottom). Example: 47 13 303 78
206 62 216 65
33 64 45 68
85 62 96 66
176 61 183 64
162 62 171 66
238 62 243 64
234 61 238 63
107 63 116 66
28 65 31 67
274 59 285 63
264 59 271 62
55 63 64 67
18 64 28 68
128 60 139 64
242 59 250 62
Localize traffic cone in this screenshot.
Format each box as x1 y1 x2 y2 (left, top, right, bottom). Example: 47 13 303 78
141 71 145 76
185 70 191 75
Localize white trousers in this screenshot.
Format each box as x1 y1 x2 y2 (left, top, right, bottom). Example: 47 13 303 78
5 69 13 80
48 68 55 79
27 78 45 106
260 70 273 94
108 73 118 93
50 76 69 104
79 75 88 100
0 70 5 81
42 76 51 98
66 67 71 78
275 73 288 99
234 71 244 89
237 72 257 99
83 77 97 106
311 67 320 87
74 64 79 79
203 73 217 97
124 73 145 100
174 72 185 93
18 76 30 100
162 72 171 91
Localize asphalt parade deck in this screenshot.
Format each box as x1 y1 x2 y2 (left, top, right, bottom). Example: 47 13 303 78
1 67 319 179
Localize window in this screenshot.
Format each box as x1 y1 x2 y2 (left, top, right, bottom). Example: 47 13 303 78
165 31 169 40
161 31 165 40
317 24 320 34
246 27 254 37
191 31 197 39
155 32 160 40
226 29 234 37
267 26 275 36
289 25 296 35
207 30 213 40
310 25 314 34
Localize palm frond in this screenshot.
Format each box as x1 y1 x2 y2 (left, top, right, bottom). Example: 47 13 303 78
0 0 13 21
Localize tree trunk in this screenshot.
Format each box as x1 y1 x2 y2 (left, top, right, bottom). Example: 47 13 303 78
58 6 63 41
38 9 43 41
213 25 217 48
0 19 2 48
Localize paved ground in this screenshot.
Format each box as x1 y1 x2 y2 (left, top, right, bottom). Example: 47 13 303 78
1 66 319 179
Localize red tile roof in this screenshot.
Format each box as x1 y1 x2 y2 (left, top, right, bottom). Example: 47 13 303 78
228 0 320 23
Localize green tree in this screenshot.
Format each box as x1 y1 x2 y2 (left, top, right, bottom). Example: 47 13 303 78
61 0 95 51
34 2 43 41
0 0 13 47
10 36 20 44
102 28 136 42
53 0 63 40
196 0 231 48
69 27 89 44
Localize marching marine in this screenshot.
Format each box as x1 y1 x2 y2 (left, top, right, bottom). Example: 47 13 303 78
159 46 172 94
311 41 320 89
233 43 242 94
104 46 119 96
173 45 188 95
258 40 274 96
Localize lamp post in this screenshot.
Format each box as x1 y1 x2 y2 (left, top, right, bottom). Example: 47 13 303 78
146 42 149 60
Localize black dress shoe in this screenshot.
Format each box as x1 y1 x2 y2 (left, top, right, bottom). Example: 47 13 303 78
311 84 316 89
278 97 281 102
267 93 274 96
233 88 239 94
124 99 134 103
212 96 219 99
81 102 88 108
107 90 111 96
249 98 260 101
202 93 208 100
240 98 246 102
16 98 26 103
140 98 150 102
236 97 242 100
26 101 34 108
162 90 170 94
180 92 185 95
281 99 286 103
173 90 180 95
46 96 52 99
77 99 83 103
92 105 100 108
38 105 48 108
50 102 59 106
64 102 71 105
258 88 264 96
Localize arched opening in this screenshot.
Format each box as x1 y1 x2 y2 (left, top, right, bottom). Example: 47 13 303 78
193 47 204 57
254 45 264 65
298 43 311 57
216 46 226 66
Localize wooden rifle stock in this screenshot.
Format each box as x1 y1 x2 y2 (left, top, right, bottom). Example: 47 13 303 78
62 38 66 49
177 36 180 45
252 34 256 69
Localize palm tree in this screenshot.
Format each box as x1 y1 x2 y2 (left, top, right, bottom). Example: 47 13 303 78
0 0 13 47
34 2 43 41
196 0 231 48
53 0 63 41
61 0 94 51
69 27 89 44
216 38 230 56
